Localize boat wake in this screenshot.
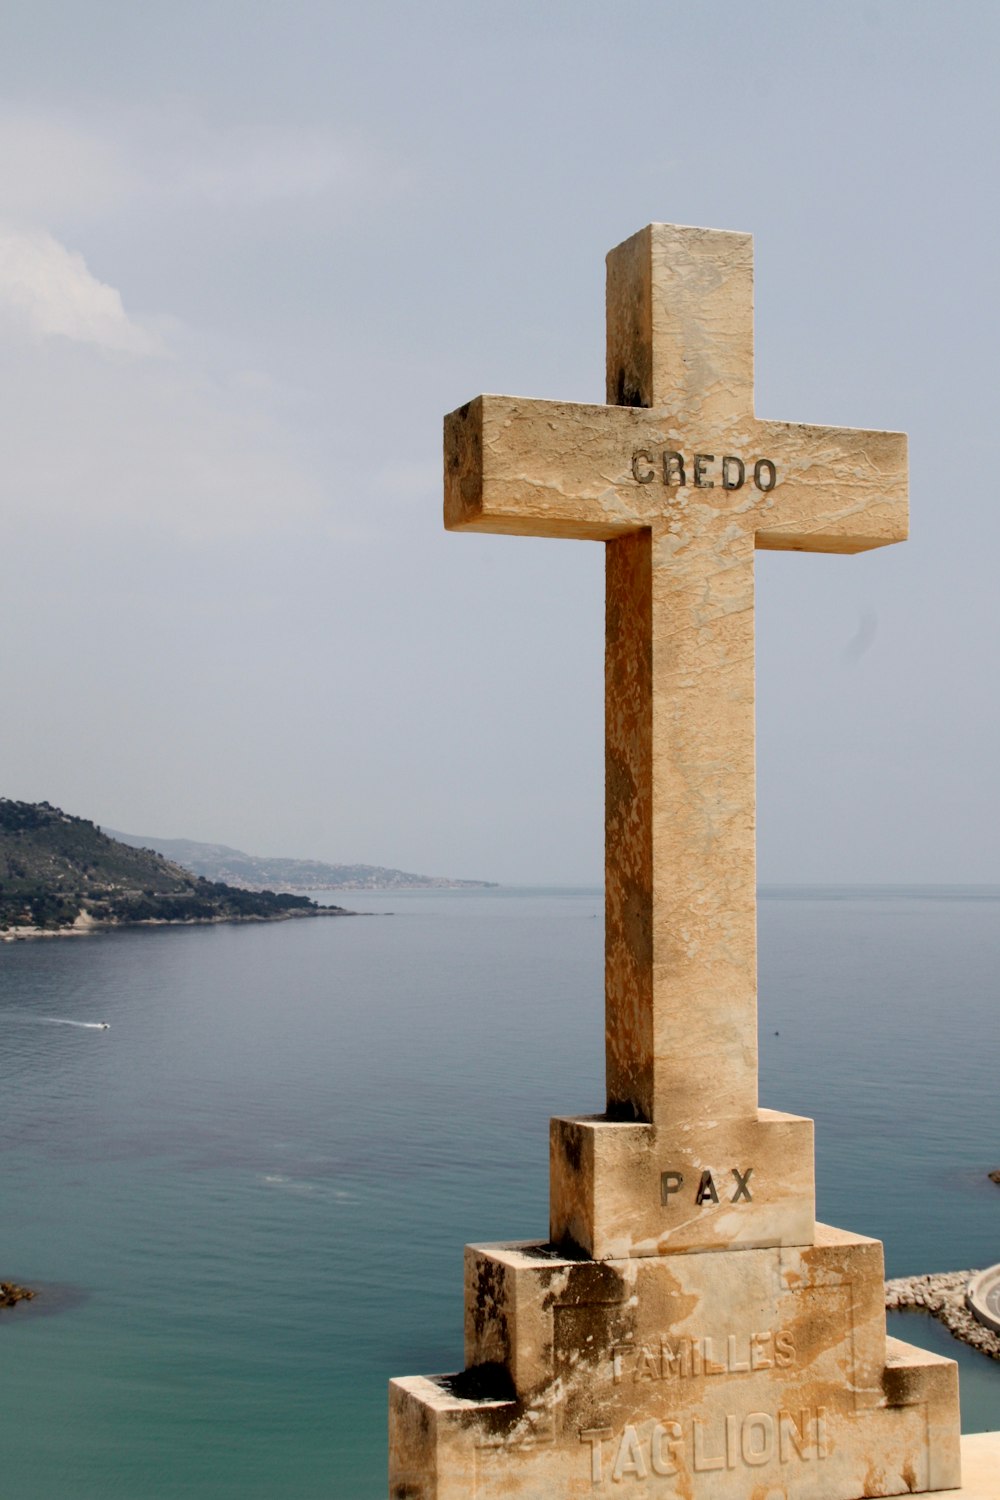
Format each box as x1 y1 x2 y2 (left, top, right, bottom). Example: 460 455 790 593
45 1018 110 1030
10 1016 111 1031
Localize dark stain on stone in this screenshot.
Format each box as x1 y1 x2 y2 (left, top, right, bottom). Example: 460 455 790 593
470 1256 509 1361
882 1360 922 1408
605 750 637 818
606 590 620 643
560 1260 626 1306
438 1362 517 1403
605 1096 649 1124
615 872 653 976
517 1242 565 1263
614 368 648 409
548 1231 590 1262
561 1128 582 1174
538 1258 623 1315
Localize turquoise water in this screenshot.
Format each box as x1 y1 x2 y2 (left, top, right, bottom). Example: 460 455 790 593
1 887 998 1496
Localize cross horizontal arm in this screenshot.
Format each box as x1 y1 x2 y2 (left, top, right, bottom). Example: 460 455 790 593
444 395 651 540
445 398 907 555
752 420 907 553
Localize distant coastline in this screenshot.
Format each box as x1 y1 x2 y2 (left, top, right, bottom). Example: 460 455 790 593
107 829 498 893
0 799 356 939
1 797 499 941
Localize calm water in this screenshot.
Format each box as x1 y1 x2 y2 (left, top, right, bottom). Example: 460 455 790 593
1 887 998 1496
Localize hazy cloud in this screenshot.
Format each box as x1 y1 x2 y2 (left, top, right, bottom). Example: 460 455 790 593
0 226 330 540
0 100 364 541
0 225 162 355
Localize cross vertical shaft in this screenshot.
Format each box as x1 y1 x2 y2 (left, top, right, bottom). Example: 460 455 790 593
605 525 758 1127
604 226 759 1127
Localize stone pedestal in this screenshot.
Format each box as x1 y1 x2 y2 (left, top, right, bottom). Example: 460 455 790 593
390 1220 961 1498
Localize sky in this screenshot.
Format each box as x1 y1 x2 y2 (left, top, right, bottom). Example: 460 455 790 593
0 0 997 886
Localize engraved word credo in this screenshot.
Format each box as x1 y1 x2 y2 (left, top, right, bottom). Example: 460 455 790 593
630 449 777 491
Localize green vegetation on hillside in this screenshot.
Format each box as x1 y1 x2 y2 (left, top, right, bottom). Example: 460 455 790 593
0 800 347 931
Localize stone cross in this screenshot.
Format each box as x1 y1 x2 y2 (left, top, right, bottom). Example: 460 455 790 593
445 223 907 1136
390 226 961 1500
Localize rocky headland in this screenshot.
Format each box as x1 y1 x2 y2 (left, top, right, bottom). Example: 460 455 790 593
0 799 354 938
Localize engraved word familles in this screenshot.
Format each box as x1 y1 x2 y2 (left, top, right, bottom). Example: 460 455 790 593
612 1329 795 1384
630 449 777 492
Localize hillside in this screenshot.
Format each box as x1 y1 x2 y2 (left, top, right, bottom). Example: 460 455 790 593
0 800 350 932
107 830 496 891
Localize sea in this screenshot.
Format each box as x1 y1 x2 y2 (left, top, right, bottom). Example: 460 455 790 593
1 885 999 1498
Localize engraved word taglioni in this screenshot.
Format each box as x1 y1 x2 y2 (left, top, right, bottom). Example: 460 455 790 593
630 449 777 491
580 1408 828 1485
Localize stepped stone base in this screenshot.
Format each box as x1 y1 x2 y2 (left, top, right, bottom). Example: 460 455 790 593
389 1224 961 1499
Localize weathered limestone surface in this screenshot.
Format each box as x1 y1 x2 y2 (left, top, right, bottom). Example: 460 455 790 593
390 225 961 1498
392 1227 960 1498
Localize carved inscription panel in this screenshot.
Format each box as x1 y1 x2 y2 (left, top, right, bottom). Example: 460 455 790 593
531 1295 834 1490
580 1408 828 1485
612 1330 794 1383
630 449 777 492
660 1166 753 1208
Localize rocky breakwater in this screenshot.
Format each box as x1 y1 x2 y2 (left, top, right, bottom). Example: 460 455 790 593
0 1282 35 1309
885 1270 1000 1360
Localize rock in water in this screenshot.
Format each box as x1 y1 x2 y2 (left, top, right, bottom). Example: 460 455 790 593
0 1282 35 1309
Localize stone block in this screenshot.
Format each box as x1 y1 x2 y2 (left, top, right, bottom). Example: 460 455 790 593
550 1108 815 1259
